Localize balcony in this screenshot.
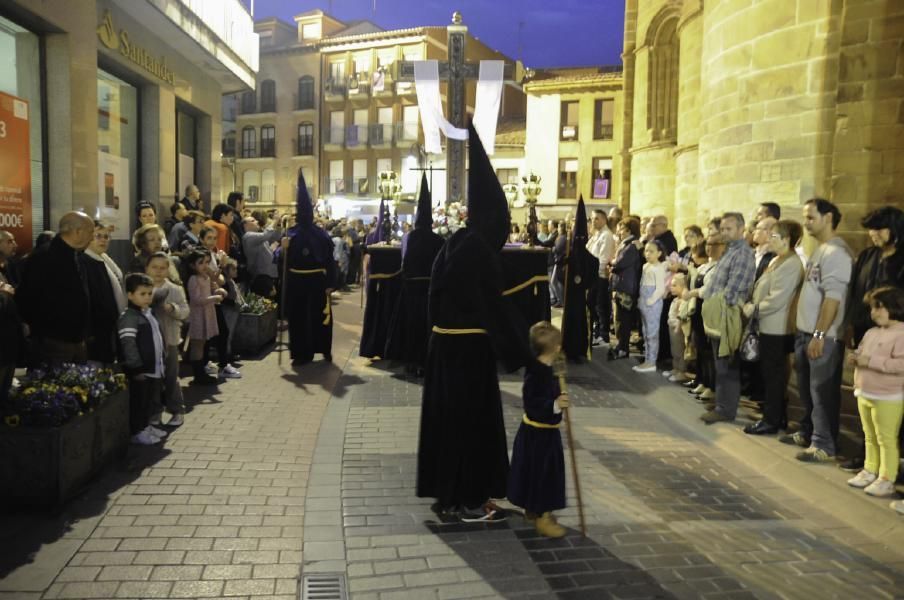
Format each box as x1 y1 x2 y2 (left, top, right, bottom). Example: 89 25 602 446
369 124 393 148
396 81 415 95
294 137 315 157
324 127 345 150
396 121 420 143
324 78 347 101
259 101 276 114
345 125 369 148
595 124 614 141
372 72 393 97
239 146 257 159
347 75 371 98
293 93 315 112
323 176 375 196
260 140 276 158
221 137 236 157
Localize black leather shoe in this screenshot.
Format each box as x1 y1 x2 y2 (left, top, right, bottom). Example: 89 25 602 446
682 380 698 388
837 456 864 472
744 420 779 435
700 410 734 425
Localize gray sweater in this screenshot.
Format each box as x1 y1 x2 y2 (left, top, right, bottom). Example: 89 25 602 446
751 254 804 336
795 236 853 337
243 228 282 279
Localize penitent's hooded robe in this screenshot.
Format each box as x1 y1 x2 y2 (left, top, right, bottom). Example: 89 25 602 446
384 173 445 366
416 122 529 510
360 197 403 358
561 196 599 362
286 171 336 363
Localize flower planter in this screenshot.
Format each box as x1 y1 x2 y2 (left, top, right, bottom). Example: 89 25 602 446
233 308 278 355
0 389 129 509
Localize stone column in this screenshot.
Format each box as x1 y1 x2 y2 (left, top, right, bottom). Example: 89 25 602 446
673 0 703 234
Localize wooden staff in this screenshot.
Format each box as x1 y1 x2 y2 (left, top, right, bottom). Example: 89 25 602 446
554 354 586 537
278 238 289 367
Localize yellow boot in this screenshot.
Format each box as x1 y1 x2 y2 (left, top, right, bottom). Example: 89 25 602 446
535 512 566 538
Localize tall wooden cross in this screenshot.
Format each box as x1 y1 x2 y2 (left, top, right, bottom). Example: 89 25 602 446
397 11 515 206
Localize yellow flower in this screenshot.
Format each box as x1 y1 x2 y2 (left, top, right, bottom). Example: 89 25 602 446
4 415 20 427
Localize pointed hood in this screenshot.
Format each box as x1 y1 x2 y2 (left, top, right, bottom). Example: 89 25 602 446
415 172 433 230
466 121 510 249
571 195 589 250
295 170 314 227
367 198 386 245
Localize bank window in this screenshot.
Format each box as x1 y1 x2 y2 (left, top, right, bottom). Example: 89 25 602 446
97 69 138 239
0 15 44 248
558 158 578 200
241 126 256 158
594 99 614 140
560 101 579 140
177 109 197 202
592 157 612 199
260 80 276 112
297 122 313 155
240 91 256 114
260 125 275 157
297 76 314 110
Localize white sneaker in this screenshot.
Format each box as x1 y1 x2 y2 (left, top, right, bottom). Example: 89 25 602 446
692 384 705 394
166 414 184 427
699 388 715 399
890 500 904 515
865 478 896 498
661 370 671 378
131 430 160 445
591 336 603 347
145 425 167 438
668 374 686 383
847 470 878 489
220 364 242 379
633 363 656 373
204 361 218 375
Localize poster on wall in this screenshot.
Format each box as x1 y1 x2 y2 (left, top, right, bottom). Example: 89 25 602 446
0 91 33 252
98 151 130 239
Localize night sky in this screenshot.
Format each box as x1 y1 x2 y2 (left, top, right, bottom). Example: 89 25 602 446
246 0 626 69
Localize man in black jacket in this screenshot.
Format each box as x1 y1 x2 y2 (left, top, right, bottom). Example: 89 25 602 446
178 184 202 212
16 212 95 364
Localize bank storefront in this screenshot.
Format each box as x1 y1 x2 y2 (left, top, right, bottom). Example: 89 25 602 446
0 0 256 255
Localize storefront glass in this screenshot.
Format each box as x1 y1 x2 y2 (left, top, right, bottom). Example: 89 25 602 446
97 68 138 238
0 14 44 249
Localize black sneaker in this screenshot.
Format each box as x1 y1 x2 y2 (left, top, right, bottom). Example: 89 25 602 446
191 373 219 386
778 431 810 448
838 457 865 472
459 502 506 523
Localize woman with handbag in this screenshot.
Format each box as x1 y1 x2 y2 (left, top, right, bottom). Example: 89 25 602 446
741 220 804 435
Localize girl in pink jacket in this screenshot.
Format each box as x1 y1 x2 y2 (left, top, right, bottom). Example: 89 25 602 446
845 286 904 504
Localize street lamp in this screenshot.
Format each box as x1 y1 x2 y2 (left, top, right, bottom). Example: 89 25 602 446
521 172 542 246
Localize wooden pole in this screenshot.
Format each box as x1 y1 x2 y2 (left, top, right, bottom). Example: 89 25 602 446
555 357 586 537
558 229 587 536
278 240 289 367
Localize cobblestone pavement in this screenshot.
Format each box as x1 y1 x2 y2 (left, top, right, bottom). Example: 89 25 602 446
4 291 904 599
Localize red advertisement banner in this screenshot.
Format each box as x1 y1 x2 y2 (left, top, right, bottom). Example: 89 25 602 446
0 91 33 252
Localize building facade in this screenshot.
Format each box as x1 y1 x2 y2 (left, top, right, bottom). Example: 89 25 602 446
0 0 257 261
523 67 624 220
225 10 526 218
620 0 904 246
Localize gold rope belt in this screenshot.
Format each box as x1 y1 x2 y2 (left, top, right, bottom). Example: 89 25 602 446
406 276 431 282
290 268 327 275
502 275 550 297
323 291 332 326
370 269 402 280
522 414 561 429
431 326 488 335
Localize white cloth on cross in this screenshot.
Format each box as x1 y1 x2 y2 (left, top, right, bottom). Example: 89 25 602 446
412 60 505 155
414 60 467 155
473 60 504 155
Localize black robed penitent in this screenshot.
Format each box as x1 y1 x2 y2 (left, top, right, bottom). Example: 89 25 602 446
561 196 599 362
286 171 336 363
416 122 529 510
384 173 445 367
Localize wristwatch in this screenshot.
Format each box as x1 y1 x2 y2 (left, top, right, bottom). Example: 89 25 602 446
812 330 826 340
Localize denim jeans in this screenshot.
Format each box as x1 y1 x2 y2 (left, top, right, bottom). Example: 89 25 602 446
595 277 612 340
638 285 662 364
794 332 844 454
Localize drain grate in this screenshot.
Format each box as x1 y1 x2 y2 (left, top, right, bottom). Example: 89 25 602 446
300 574 348 600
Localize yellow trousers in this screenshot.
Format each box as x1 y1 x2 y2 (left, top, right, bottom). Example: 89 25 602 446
858 396 904 481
